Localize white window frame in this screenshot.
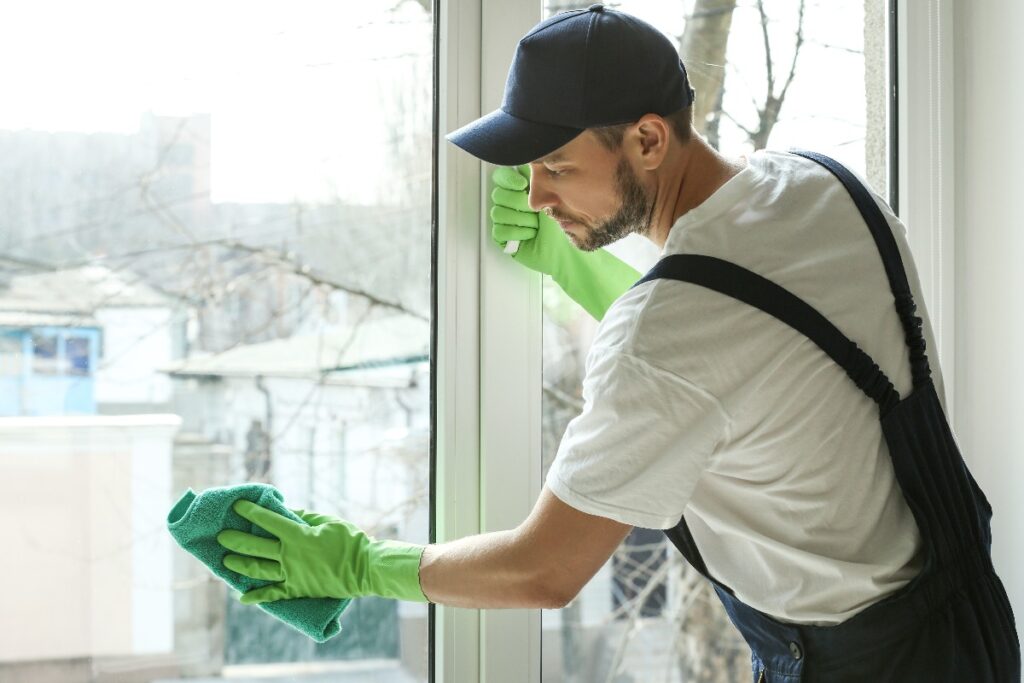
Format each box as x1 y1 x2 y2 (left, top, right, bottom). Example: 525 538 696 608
436 0 958 680
897 0 957 421
434 0 483 677
436 0 544 681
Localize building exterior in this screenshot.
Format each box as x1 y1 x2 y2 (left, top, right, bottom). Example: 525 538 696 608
0 265 185 417
0 266 187 679
0 414 182 678
0 113 433 681
0 319 101 415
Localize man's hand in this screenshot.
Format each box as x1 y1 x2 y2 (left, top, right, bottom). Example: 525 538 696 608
489 165 642 321
491 165 576 275
217 501 428 605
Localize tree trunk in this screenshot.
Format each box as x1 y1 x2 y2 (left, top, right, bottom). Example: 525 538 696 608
678 0 736 145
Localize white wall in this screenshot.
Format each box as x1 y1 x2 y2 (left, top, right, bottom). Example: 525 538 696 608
0 415 180 662
954 0 1024 628
94 307 176 406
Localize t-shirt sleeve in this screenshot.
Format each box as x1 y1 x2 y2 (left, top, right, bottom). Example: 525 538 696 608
545 346 731 530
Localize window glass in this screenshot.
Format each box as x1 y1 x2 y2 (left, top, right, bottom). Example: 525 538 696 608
31 332 61 376
0 1 433 681
540 1 891 680
65 335 92 376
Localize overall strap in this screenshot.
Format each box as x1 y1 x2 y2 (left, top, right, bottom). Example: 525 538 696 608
789 150 932 388
643 153 929 591
634 255 901 414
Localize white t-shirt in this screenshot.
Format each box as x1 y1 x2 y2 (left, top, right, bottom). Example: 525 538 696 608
545 149 945 625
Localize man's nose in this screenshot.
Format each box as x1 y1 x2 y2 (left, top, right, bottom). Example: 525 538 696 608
527 174 556 213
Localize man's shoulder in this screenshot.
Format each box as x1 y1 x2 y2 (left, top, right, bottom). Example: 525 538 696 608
597 273 736 362
597 277 667 352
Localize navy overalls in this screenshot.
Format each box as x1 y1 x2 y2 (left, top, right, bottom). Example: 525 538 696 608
635 151 1021 681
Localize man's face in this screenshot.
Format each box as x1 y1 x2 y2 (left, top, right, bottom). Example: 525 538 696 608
527 131 655 252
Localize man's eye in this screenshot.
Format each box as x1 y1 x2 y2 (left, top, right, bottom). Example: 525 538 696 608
545 167 565 177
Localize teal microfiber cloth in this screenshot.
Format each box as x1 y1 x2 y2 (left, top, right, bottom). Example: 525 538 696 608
166 482 351 643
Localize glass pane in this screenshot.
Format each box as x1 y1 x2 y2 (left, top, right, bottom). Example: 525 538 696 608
540 1 890 681
0 1 433 681
31 332 61 375
65 335 92 376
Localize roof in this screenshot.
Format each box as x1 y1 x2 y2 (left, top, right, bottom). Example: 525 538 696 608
0 312 100 329
0 265 171 316
160 314 429 381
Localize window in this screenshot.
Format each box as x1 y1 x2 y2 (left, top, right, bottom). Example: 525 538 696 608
0 2 433 681
539 1 893 681
65 335 92 376
31 332 60 376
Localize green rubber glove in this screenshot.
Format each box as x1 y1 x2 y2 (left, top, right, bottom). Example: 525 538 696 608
490 164 642 321
216 500 428 605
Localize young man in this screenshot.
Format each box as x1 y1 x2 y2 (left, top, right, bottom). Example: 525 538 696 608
217 6 1019 680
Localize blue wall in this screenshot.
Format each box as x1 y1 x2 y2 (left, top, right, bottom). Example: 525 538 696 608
0 326 101 416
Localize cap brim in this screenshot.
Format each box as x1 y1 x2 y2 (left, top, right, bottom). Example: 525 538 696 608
445 108 583 166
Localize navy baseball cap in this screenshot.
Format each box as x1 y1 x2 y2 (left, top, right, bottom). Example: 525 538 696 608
446 4 695 166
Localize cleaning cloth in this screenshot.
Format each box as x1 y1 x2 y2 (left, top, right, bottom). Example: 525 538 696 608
166 482 350 643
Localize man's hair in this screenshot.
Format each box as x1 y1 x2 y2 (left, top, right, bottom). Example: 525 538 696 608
589 106 693 151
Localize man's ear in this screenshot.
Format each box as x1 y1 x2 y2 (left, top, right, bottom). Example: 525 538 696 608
628 114 671 171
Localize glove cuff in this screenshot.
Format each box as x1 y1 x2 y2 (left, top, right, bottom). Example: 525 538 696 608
368 540 429 603
550 246 642 321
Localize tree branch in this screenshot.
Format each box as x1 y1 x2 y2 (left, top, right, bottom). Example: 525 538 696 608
807 39 862 55
720 109 756 138
60 234 423 321
757 0 775 96
220 239 428 321
777 0 807 106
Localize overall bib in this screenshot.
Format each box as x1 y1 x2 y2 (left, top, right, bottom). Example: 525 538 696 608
634 151 1021 681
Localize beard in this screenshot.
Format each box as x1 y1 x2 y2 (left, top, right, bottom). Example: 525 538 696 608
553 156 655 252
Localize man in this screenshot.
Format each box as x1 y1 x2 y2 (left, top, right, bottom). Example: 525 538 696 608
217 6 1019 680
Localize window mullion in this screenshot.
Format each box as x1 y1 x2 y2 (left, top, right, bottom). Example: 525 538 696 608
478 1 545 683
896 0 957 421
434 0 484 680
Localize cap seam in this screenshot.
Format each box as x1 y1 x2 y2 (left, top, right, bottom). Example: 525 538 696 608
522 7 586 43
580 11 597 126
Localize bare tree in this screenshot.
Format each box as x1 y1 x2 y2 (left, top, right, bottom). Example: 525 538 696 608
678 0 737 148
724 0 808 150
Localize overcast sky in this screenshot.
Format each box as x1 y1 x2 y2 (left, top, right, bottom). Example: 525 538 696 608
0 0 867 204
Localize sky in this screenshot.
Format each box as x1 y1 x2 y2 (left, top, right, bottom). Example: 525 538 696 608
0 0 431 204
0 0 871 204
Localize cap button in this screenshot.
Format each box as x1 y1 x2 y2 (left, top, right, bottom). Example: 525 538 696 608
588 3 605 11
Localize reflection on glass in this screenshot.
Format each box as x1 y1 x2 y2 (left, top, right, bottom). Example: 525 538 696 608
0 1 433 681
540 1 888 681
65 336 92 376
31 333 60 375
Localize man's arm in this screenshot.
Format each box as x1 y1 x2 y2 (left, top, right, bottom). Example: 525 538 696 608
491 166 641 322
419 486 632 609
215 485 630 608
